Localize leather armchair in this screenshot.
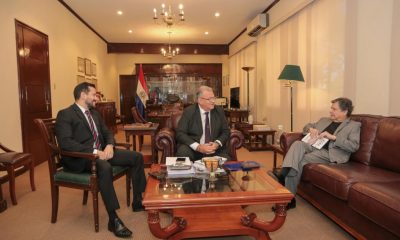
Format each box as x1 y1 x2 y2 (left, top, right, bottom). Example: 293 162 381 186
155 111 244 163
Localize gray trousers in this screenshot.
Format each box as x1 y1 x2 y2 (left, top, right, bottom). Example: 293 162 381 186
282 141 330 194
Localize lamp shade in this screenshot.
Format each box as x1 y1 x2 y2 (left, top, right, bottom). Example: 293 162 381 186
278 65 304 82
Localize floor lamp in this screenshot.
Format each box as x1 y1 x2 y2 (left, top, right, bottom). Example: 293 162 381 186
278 65 304 132
242 67 254 111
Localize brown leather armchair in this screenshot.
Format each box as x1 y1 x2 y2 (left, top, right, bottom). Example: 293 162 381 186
155 111 244 163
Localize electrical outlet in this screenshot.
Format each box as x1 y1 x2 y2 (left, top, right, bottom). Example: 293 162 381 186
277 125 283 130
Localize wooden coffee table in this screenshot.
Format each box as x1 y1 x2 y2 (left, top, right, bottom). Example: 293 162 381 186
143 164 293 240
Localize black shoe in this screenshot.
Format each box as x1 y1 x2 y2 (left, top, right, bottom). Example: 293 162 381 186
287 198 296 209
272 168 286 185
108 218 132 238
132 201 145 212
272 198 296 212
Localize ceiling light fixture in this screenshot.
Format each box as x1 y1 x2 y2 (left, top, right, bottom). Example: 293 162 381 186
204 31 209 35
153 3 185 27
117 10 123 15
215 12 220 17
161 31 180 59
128 30 133 33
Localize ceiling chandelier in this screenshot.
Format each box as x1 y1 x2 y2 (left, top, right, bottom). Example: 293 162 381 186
161 32 180 59
153 3 185 27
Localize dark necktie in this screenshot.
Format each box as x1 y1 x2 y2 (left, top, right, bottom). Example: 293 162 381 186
204 112 211 143
85 110 101 149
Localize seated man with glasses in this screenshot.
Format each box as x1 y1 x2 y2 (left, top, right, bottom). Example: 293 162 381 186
176 86 231 161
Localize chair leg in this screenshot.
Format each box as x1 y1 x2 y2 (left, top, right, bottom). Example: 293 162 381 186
29 161 36 191
126 172 131 206
6 165 17 205
51 185 59 223
82 190 89 205
92 190 99 232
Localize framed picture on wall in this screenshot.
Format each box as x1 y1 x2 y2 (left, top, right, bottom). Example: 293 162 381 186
91 63 97 76
77 57 85 73
84 58 91 75
77 75 85 84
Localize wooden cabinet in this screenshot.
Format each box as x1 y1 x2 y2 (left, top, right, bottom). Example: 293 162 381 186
95 101 117 133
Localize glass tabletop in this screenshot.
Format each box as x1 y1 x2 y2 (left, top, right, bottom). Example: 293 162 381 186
158 170 275 195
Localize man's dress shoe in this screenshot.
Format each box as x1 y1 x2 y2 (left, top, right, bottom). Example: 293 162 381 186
108 218 132 238
132 201 145 212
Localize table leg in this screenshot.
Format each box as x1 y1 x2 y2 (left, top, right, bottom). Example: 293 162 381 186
147 210 186 239
241 203 287 234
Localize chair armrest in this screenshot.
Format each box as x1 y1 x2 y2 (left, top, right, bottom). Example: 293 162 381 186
228 129 244 161
60 151 98 174
280 132 303 156
115 142 131 150
0 143 14 153
155 127 176 163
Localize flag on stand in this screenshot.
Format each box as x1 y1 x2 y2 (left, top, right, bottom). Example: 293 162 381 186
135 64 149 118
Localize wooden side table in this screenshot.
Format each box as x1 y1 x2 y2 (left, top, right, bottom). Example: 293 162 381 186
124 123 160 164
243 129 276 152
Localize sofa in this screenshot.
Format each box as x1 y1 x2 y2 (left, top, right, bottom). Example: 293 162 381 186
154 111 244 163
280 114 400 240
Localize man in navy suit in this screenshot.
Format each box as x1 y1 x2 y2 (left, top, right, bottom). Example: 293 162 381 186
55 82 146 238
176 86 231 161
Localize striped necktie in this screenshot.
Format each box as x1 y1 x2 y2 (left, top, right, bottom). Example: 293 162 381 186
85 110 101 150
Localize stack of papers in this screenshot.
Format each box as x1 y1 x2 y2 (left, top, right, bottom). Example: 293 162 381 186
166 157 195 177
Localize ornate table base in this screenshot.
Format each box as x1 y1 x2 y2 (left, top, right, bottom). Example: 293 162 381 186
147 204 287 240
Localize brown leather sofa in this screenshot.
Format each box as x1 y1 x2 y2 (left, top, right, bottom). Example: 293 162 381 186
280 114 400 240
154 111 244 163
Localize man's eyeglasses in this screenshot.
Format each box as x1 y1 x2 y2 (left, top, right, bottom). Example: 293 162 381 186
200 97 216 102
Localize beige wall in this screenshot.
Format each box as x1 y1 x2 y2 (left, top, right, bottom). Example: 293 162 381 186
0 0 117 150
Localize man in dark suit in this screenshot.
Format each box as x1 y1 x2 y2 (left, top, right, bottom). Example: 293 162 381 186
55 82 146 238
176 86 230 161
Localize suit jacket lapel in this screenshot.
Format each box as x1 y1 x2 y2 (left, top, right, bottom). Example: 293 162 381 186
334 118 350 135
194 105 203 136
210 109 217 140
72 104 92 135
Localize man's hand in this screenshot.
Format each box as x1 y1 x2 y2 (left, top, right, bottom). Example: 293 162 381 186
319 131 336 141
197 142 219 154
309 128 319 138
97 144 114 160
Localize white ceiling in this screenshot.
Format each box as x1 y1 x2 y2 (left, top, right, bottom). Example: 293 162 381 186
63 0 273 44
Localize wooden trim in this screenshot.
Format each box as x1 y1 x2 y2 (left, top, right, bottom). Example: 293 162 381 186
107 43 228 55
228 0 280 46
228 28 247 46
58 0 108 43
262 0 280 13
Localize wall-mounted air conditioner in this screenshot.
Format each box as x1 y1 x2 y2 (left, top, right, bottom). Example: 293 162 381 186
247 13 269 37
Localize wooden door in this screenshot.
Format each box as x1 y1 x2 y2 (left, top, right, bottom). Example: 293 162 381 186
119 75 137 124
15 20 52 165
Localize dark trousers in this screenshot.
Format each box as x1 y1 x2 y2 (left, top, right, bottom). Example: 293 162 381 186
176 144 230 162
84 149 146 212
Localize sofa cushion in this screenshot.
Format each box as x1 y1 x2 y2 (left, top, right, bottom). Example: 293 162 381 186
304 162 400 200
348 182 400 237
370 117 400 173
349 115 381 165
